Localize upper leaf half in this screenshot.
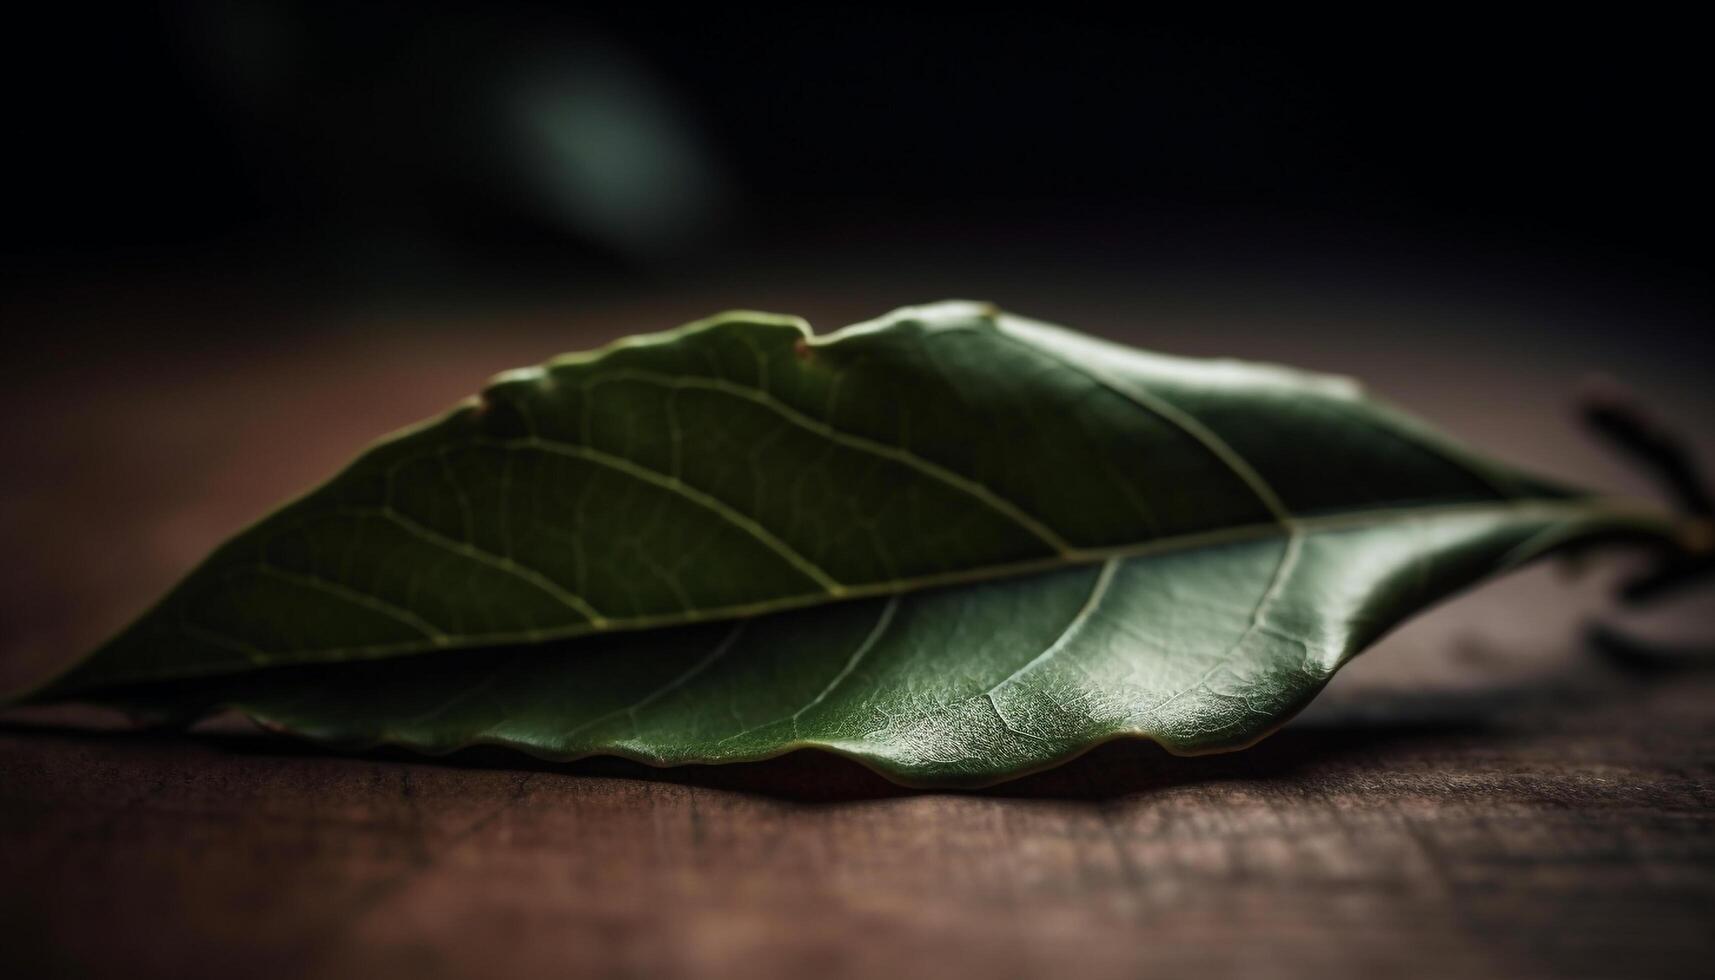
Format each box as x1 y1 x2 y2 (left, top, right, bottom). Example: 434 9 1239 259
40 301 1604 692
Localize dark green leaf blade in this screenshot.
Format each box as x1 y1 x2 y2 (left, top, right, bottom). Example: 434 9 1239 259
37 302 1598 695
82 501 1656 787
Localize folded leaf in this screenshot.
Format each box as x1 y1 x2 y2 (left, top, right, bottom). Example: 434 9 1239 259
37 301 1596 694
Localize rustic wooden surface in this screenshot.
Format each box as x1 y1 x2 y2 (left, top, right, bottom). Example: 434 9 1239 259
2 287 1711 979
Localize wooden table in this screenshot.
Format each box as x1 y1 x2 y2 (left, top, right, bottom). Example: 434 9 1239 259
3 284 1711 978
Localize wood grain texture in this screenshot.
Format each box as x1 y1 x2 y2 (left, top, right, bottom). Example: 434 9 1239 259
2 291 1712 979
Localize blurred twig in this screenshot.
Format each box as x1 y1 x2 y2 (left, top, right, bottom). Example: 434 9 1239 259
1580 377 1715 603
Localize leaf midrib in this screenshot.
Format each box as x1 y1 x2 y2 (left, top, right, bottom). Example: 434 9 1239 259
73 496 1645 691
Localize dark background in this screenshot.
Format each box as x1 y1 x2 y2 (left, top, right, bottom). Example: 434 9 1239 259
2 4 1709 359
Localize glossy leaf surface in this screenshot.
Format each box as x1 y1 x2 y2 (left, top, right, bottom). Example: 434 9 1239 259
23 302 1671 786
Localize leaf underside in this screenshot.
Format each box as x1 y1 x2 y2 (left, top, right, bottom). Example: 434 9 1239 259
21 302 1669 786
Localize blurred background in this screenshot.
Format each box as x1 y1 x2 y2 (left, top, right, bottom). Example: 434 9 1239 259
0 3 1709 683
3 4 1708 337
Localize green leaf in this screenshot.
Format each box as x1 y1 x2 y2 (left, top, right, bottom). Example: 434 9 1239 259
84 501 1656 787
18 301 1675 786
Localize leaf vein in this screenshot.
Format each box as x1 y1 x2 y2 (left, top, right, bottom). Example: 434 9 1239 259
991 326 1294 525
352 505 608 626
473 435 845 595
252 564 449 641
583 370 1075 556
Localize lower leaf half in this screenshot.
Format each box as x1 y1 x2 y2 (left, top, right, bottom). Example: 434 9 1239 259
68 501 1660 788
